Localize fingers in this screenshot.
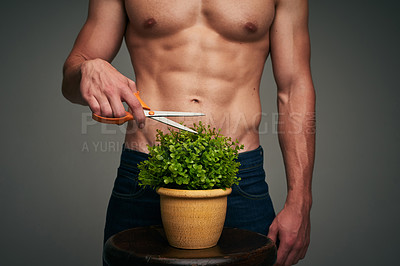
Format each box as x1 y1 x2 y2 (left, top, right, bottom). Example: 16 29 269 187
123 79 146 128
86 93 114 118
267 220 278 243
282 243 301 265
86 96 101 115
96 95 114 117
275 241 291 266
269 221 310 265
298 223 310 261
268 222 286 265
299 232 310 260
277 241 308 265
80 59 145 126
274 236 309 265
299 242 308 260
108 95 127 118
84 81 143 122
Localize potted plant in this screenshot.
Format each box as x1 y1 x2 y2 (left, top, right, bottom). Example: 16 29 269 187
138 122 243 249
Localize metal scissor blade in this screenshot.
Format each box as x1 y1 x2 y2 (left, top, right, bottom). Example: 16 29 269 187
144 110 205 117
149 116 198 134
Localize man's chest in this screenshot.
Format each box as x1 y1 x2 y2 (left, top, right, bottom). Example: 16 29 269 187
124 0 275 42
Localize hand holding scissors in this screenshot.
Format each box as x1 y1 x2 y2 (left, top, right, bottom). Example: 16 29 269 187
92 91 204 134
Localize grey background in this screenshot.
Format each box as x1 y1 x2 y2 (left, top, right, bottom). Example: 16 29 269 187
1 1 399 265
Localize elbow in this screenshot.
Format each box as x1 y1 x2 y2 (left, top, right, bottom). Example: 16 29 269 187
61 81 72 102
277 90 289 105
277 81 315 106
61 80 83 105
61 62 84 105
61 67 74 103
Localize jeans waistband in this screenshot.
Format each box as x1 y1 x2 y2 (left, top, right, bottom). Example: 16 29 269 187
119 145 149 169
237 146 264 171
120 144 263 171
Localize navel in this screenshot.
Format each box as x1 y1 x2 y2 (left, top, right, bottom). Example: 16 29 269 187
143 18 157 29
191 99 200 104
244 22 258 33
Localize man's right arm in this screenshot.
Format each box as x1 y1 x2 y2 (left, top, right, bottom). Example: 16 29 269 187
62 0 146 126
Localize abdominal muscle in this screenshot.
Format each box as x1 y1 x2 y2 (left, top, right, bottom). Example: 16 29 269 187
123 24 270 153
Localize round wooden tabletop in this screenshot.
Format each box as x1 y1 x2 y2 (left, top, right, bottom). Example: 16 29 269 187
104 226 277 266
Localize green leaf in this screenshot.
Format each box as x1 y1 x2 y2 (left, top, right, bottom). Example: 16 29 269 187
137 122 243 190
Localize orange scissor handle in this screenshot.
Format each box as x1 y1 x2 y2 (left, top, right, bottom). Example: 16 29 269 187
92 111 133 125
92 91 150 125
133 91 150 110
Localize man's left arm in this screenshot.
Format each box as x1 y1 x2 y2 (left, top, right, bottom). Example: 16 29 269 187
267 0 315 265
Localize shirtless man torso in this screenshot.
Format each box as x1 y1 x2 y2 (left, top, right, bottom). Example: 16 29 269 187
62 1 315 265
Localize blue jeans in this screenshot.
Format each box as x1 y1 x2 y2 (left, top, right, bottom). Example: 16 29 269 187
104 145 275 244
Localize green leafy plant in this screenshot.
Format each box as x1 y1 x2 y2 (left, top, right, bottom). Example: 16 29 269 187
138 122 244 190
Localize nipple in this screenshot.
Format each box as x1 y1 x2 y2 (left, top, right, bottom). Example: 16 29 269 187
143 18 157 28
244 22 258 33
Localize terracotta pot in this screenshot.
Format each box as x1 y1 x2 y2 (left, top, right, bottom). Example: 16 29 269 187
157 187 232 249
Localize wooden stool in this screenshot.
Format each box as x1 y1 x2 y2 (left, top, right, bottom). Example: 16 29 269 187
103 226 277 266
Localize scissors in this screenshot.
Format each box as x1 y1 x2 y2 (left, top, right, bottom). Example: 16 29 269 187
92 91 204 134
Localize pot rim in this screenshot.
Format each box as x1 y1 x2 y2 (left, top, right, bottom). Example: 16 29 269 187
157 187 232 198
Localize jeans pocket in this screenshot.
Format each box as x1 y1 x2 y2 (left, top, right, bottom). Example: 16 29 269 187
234 167 271 200
111 168 145 199
234 183 270 200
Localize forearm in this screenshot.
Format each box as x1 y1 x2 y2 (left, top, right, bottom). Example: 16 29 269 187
277 82 315 209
